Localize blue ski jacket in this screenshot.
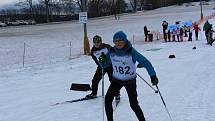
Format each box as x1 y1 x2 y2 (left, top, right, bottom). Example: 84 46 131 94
103 41 156 77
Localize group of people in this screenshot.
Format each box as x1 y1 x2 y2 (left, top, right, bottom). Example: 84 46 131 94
161 20 215 46
86 31 159 121
162 20 201 42
84 20 213 121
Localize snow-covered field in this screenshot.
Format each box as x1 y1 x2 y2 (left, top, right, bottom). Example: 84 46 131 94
0 2 215 121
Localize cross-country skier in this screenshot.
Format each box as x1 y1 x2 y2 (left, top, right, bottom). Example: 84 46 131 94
99 31 159 121
86 35 120 101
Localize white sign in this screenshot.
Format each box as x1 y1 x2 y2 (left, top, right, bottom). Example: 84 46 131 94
79 12 88 24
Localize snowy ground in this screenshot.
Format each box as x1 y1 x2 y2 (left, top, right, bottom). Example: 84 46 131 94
1 2 215 121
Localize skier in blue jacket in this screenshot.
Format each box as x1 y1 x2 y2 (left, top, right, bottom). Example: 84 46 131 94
99 31 159 121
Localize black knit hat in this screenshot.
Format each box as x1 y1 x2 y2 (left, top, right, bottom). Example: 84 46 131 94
93 35 102 43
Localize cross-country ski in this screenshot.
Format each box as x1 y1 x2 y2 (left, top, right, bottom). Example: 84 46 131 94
52 96 99 106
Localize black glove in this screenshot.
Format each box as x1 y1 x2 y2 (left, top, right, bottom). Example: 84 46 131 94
137 64 142 68
150 75 159 86
98 52 106 63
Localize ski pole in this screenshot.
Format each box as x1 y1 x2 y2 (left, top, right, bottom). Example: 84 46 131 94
156 85 173 121
101 67 105 121
99 52 106 121
136 73 158 93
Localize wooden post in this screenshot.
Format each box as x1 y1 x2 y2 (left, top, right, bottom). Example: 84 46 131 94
69 41 72 59
200 0 204 20
81 0 90 55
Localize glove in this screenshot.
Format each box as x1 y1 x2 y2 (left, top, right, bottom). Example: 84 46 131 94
98 52 106 63
150 75 159 86
137 64 142 68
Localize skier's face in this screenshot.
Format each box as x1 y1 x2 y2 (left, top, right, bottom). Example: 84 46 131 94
94 41 101 48
114 39 125 49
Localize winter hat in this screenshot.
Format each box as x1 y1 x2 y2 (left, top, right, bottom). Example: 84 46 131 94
93 35 102 43
113 31 128 43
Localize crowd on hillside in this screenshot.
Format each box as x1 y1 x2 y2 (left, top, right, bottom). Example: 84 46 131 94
144 20 214 46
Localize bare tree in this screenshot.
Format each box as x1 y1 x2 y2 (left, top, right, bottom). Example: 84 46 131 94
37 0 51 22
44 0 51 22
130 0 137 12
88 0 102 17
15 0 34 18
76 0 87 12
60 0 78 15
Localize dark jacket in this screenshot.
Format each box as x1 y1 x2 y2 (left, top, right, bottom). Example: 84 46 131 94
203 21 211 32
144 26 149 35
91 43 111 68
162 21 168 30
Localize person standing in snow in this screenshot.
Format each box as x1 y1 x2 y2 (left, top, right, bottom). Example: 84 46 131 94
86 35 120 100
99 31 159 121
180 28 184 42
193 23 201 40
176 27 181 42
188 27 193 41
144 25 150 42
203 20 211 44
167 30 171 42
207 24 214 46
162 20 168 42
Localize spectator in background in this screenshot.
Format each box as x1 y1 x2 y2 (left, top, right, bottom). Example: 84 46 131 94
203 20 211 43
167 30 171 42
183 25 188 37
193 23 201 40
207 24 214 46
172 29 176 41
162 21 168 42
144 26 150 42
176 27 180 42
188 27 192 41
180 28 184 42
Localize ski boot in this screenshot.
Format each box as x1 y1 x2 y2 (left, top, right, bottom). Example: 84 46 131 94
115 94 120 107
85 93 97 99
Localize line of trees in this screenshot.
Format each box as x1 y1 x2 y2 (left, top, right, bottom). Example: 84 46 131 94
0 0 209 23
0 0 129 22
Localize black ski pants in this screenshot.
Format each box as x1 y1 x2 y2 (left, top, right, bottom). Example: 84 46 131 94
105 79 145 121
195 30 199 40
163 29 167 41
205 31 209 43
91 66 112 95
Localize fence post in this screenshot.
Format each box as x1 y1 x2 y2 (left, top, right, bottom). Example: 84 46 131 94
69 41 72 59
22 42 26 67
